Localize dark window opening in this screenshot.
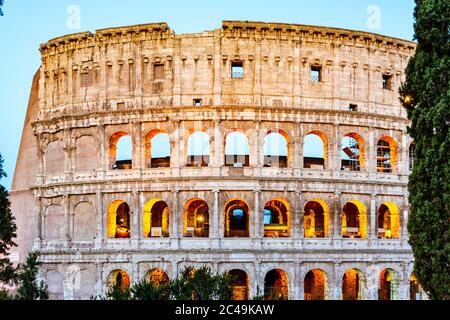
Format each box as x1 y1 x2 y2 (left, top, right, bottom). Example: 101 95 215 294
310 66 322 82
382 74 392 90
377 140 392 173
193 99 202 106
154 63 165 80
349 104 358 112
231 61 244 79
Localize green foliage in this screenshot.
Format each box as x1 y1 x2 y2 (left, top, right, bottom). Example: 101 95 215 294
251 286 265 300
98 266 236 301
0 0 4 16
131 279 170 300
0 152 17 284
0 288 11 300
14 252 48 300
170 266 235 300
400 0 450 300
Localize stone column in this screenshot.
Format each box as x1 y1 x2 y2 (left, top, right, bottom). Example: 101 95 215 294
297 122 303 169
64 194 71 242
370 194 378 240
291 190 303 239
212 190 220 239
212 35 222 106
33 195 43 250
133 122 142 171
333 192 342 238
333 122 340 171
131 191 140 245
368 128 375 173
297 191 304 238
400 130 408 175
97 123 106 174
214 119 223 168
331 262 341 300
401 194 409 243
254 190 262 238
95 191 103 249
171 189 180 238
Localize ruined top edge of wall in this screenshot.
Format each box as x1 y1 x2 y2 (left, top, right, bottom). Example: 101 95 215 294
39 20 417 55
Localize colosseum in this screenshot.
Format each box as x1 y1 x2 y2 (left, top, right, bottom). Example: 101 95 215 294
10 20 424 300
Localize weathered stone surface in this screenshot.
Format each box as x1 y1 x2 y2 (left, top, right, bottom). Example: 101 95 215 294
10 21 424 300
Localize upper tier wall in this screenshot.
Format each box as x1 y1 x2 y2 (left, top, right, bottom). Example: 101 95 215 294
37 21 416 120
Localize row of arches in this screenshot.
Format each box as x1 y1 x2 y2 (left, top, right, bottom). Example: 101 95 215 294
106 268 422 300
43 130 413 174
106 198 400 240
109 130 409 172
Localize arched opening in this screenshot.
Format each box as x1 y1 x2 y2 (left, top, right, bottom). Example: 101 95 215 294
304 269 327 300
264 269 289 300
145 268 169 286
143 199 169 238
263 130 288 168
378 269 399 300
342 201 367 239
224 199 250 237
187 131 210 167
263 199 290 238
377 202 400 239
377 136 398 173
342 269 365 300
107 200 131 238
110 132 132 170
304 200 329 238
303 131 327 169
229 269 249 300
184 199 209 237
75 135 97 172
409 273 421 300
107 270 131 291
145 130 170 168
225 131 250 167
341 133 365 171
409 142 415 171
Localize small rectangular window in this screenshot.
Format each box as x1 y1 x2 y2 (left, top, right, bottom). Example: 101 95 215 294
154 63 165 80
193 99 202 106
382 74 392 90
231 61 244 79
349 104 358 111
310 66 322 82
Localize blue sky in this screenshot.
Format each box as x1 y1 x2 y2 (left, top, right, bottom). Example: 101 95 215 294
0 0 415 189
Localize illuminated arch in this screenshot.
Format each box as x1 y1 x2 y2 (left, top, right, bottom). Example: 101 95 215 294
341 133 365 171
143 199 170 238
224 198 250 237
225 130 250 167
109 131 133 170
264 269 289 300
187 131 210 167
107 270 131 291
377 202 400 239
409 273 422 300
342 200 367 239
342 269 365 300
303 130 328 169
377 136 398 173
107 200 131 238
145 129 170 168
229 269 249 300
304 199 330 238
145 268 169 286
304 269 328 300
183 198 210 238
263 130 289 168
263 199 290 237
379 268 400 300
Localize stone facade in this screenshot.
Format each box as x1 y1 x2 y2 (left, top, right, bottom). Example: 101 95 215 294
10 21 423 300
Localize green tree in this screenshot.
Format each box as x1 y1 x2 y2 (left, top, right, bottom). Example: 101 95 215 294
14 253 48 300
170 266 235 300
400 0 450 300
131 279 170 300
0 0 4 16
0 152 17 284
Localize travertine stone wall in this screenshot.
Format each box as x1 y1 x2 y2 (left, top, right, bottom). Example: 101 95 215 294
10 21 423 300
